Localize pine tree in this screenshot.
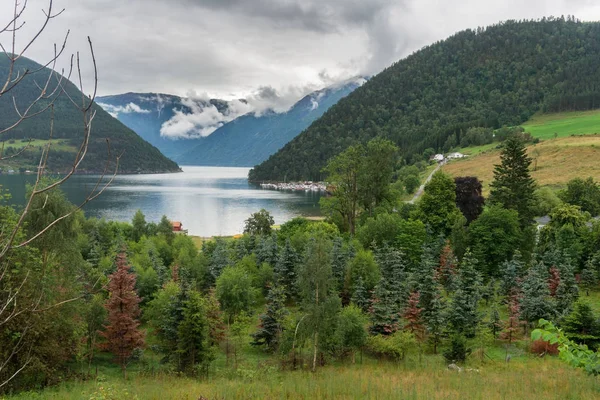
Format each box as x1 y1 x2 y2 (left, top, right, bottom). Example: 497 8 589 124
275 239 300 298
369 280 399 335
580 261 598 296
425 292 446 353
351 276 370 312
500 251 524 297
375 244 409 308
205 288 226 347
447 252 482 338
251 285 289 352
556 259 579 316
331 237 349 291
177 291 214 376
256 234 279 267
210 238 231 281
489 307 502 338
101 251 145 378
489 134 536 228
520 262 555 328
415 249 438 314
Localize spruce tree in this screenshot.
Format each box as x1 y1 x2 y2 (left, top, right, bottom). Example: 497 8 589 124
209 238 231 281
425 292 447 353
256 234 279 267
489 134 536 228
351 276 370 313
375 244 409 308
369 280 399 335
580 261 598 296
101 251 145 378
500 251 524 297
520 262 555 328
251 285 289 352
275 239 300 298
331 237 350 291
447 252 482 338
177 291 214 376
556 259 579 316
489 307 502 338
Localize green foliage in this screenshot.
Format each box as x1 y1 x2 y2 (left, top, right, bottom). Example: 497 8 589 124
443 335 471 364
367 331 416 361
345 249 380 294
468 206 521 277
447 252 482 338
251 285 289 352
177 291 215 376
532 319 600 376
216 266 257 323
521 262 556 325
335 305 368 359
562 302 600 349
415 172 461 236
559 177 600 216
356 212 403 249
533 187 563 217
244 209 275 236
489 134 537 227
274 239 299 298
499 251 524 297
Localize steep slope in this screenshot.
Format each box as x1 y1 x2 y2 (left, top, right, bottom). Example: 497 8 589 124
249 18 600 182
0 56 180 174
96 93 233 159
177 78 365 167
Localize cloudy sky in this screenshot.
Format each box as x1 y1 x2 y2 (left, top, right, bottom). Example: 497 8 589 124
3 0 600 102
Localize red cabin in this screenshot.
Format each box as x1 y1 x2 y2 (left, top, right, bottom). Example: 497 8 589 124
171 221 183 232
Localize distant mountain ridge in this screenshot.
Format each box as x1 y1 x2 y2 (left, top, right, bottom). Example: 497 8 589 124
176 78 366 167
0 56 181 174
97 78 365 166
96 93 235 159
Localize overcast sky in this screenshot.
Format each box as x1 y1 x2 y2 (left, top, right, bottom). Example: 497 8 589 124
2 0 600 101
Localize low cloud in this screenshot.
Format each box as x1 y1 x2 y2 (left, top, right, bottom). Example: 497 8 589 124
98 102 151 118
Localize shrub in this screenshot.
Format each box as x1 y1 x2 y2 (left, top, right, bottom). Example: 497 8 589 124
443 335 471 364
530 339 559 356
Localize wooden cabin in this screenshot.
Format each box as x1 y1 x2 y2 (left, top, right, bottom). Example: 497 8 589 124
171 221 183 232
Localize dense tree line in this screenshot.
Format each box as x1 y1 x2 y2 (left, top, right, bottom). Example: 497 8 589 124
249 17 600 182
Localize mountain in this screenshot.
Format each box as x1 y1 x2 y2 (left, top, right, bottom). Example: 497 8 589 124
96 93 235 159
249 18 600 182
0 56 180 174
176 78 365 167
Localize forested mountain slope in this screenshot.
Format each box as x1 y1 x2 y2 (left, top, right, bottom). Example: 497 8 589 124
249 17 600 182
177 78 364 166
0 56 181 173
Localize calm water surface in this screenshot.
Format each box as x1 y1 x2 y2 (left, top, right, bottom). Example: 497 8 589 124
0 166 321 237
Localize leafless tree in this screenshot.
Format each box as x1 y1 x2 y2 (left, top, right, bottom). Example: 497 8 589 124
0 0 118 388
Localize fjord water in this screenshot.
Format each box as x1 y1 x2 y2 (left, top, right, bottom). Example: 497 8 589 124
0 166 321 237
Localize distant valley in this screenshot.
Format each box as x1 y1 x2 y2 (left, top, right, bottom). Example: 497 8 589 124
97 78 365 167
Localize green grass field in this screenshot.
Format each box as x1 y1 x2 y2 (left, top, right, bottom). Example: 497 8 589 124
1 139 76 152
522 110 600 139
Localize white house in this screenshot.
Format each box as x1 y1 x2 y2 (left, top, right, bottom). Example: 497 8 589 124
431 154 445 163
447 152 467 159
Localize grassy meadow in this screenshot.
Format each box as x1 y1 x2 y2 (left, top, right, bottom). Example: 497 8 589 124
443 110 600 192
8 354 600 400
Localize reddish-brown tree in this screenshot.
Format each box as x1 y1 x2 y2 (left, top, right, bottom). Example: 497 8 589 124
205 288 227 346
437 244 458 287
548 267 561 297
101 251 145 378
501 293 522 345
403 291 425 340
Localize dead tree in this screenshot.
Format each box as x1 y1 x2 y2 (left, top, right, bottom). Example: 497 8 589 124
0 0 117 389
